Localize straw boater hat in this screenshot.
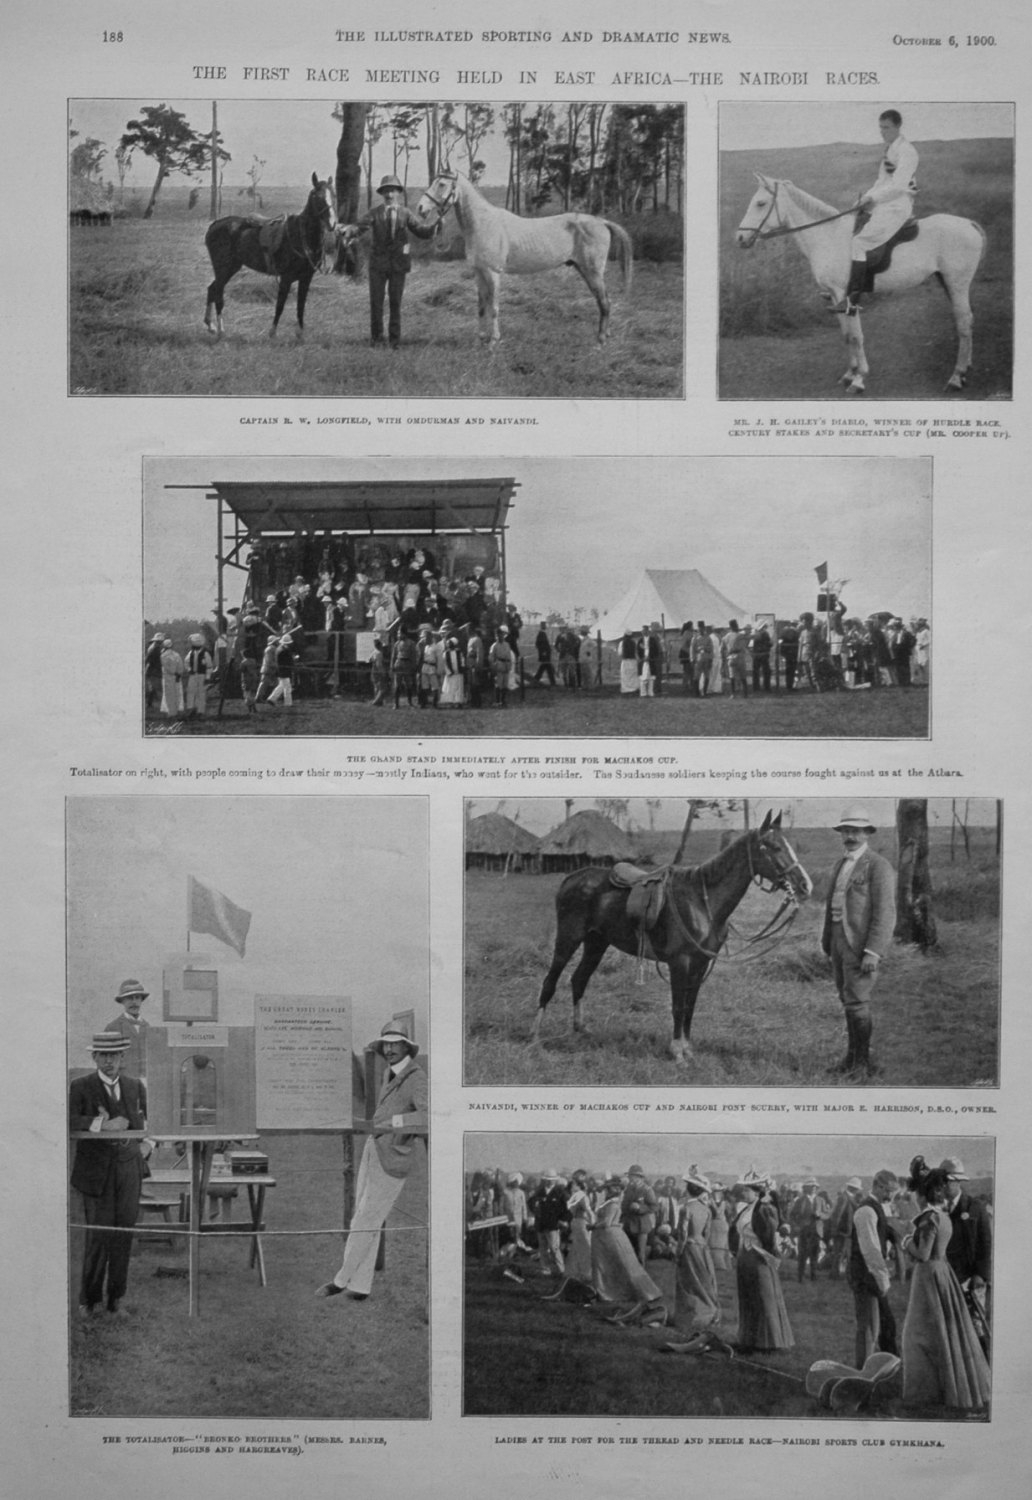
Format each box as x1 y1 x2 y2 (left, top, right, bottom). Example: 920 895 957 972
682 1165 711 1193
372 1022 418 1058
115 979 148 1003
377 174 404 195
90 1033 130 1054
541 1168 560 1182
845 1177 863 1193
834 806 877 832
939 1157 969 1180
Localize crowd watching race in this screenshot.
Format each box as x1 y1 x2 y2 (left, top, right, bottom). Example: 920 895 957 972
145 534 929 716
466 1153 989 1415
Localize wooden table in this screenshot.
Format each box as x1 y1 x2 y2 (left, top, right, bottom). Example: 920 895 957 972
71 1132 272 1316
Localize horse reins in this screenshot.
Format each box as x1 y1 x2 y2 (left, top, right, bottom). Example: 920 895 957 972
656 836 805 968
287 189 336 272
739 181 861 245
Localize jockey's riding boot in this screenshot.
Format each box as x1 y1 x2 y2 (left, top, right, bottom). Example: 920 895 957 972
852 1013 879 1078
830 1012 857 1074
836 259 868 314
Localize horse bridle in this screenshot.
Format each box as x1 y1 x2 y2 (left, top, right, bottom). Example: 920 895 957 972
289 184 336 271
659 831 806 967
739 180 860 246
421 173 458 220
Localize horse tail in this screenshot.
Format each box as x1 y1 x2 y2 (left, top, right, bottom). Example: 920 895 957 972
605 221 634 293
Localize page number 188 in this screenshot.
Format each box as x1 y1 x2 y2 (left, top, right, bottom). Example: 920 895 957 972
102 30 123 42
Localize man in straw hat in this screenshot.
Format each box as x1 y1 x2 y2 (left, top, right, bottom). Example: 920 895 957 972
316 1022 427 1302
530 1169 568 1279
821 806 896 1078
346 174 438 349
104 978 151 1082
69 1034 148 1317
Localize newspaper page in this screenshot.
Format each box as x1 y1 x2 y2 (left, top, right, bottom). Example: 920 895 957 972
3 0 1030 1496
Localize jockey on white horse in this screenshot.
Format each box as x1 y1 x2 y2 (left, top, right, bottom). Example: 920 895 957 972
839 109 919 313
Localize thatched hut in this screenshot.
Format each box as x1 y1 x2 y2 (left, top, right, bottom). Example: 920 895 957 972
538 810 635 874
465 813 541 874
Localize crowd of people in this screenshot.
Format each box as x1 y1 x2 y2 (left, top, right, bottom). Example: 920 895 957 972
467 1152 990 1416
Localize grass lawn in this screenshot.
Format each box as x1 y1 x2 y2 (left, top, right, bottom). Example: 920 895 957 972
70 212 681 399
68 1133 428 1420
463 827 999 1087
463 1254 985 1421
147 682 928 740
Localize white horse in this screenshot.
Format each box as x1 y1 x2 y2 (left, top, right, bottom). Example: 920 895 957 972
734 174 985 394
415 170 633 346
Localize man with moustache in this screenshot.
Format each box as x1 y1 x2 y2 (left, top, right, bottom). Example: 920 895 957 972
821 807 896 1078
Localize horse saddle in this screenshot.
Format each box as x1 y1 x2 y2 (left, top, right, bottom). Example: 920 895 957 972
805 1352 901 1410
249 215 290 274
857 217 920 290
609 863 668 932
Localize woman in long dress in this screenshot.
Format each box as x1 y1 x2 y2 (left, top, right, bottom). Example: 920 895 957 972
732 1168 794 1353
543 1176 597 1301
901 1157 990 1413
439 638 466 707
619 632 639 695
707 1183 733 1272
590 1178 665 1322
674 1167 722 1333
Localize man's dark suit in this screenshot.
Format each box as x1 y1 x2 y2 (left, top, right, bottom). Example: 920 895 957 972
946 1192 992 1286
70 1071 147 1310
356 202 437 346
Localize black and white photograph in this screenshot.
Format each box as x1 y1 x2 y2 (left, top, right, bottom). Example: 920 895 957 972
719 102 1014 399
464 1132 993 1422
66 796 429 1419
143 454 932 739
463 797 1001 1087
69 98 683 398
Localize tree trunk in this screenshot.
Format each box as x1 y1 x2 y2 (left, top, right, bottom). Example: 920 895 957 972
143 163 168 219
894 799 937 949
335 103 368 222
674 801 697 864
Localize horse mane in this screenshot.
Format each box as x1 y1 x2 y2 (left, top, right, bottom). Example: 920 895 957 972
671 828 756 890
777 180 840 221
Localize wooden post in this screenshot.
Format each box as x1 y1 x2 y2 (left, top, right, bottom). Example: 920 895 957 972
209 102 219 221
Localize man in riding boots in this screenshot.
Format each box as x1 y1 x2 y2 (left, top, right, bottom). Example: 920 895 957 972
349 175 438 349
839 109 919 312
821 807 896 1077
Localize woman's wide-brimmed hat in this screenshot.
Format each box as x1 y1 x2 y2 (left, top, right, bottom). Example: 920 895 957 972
734 1166 766 1191
682 1164 710 1192
372 1021 419 1058
377 174 404 194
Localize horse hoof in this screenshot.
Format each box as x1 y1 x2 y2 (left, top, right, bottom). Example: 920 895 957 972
946 373 966 391
848 384 865 396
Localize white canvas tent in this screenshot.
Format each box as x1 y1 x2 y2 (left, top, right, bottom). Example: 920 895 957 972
594 569 749 641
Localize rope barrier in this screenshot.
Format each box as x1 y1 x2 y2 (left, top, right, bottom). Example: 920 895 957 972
70 1222 427 1237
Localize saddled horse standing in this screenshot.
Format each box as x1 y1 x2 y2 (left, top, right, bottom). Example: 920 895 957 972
204 173 337 339
532 811 812 1062
734 174 985 393
414 170 633 345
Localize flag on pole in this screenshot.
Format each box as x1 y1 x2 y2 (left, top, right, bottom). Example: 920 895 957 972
814 561 829 584
187 875 251 957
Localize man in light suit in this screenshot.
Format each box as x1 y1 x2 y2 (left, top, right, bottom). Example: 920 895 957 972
103 977 151 1081
821 806 896 1077
315 1022 428 1302
349 174 438 349
69 1034 148 1317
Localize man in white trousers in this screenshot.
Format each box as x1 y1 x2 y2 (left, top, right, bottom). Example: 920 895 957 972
315 1022 428 1302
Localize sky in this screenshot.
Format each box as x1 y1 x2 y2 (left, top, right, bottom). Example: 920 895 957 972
465 1132 994 1185
465 796 998 837
144 455 931 624
720 101 1014 154
66 797 429 1066
70 99 515 193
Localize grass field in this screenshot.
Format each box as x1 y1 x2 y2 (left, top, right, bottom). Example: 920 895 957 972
463 1254 985 1421
147 681 928 739
69 196 682 399
463 826 999 1087
719 137 1013 399
68 1133 428 1419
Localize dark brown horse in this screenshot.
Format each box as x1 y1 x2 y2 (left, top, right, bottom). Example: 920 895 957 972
532 811 812 1062
204 172 336 340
